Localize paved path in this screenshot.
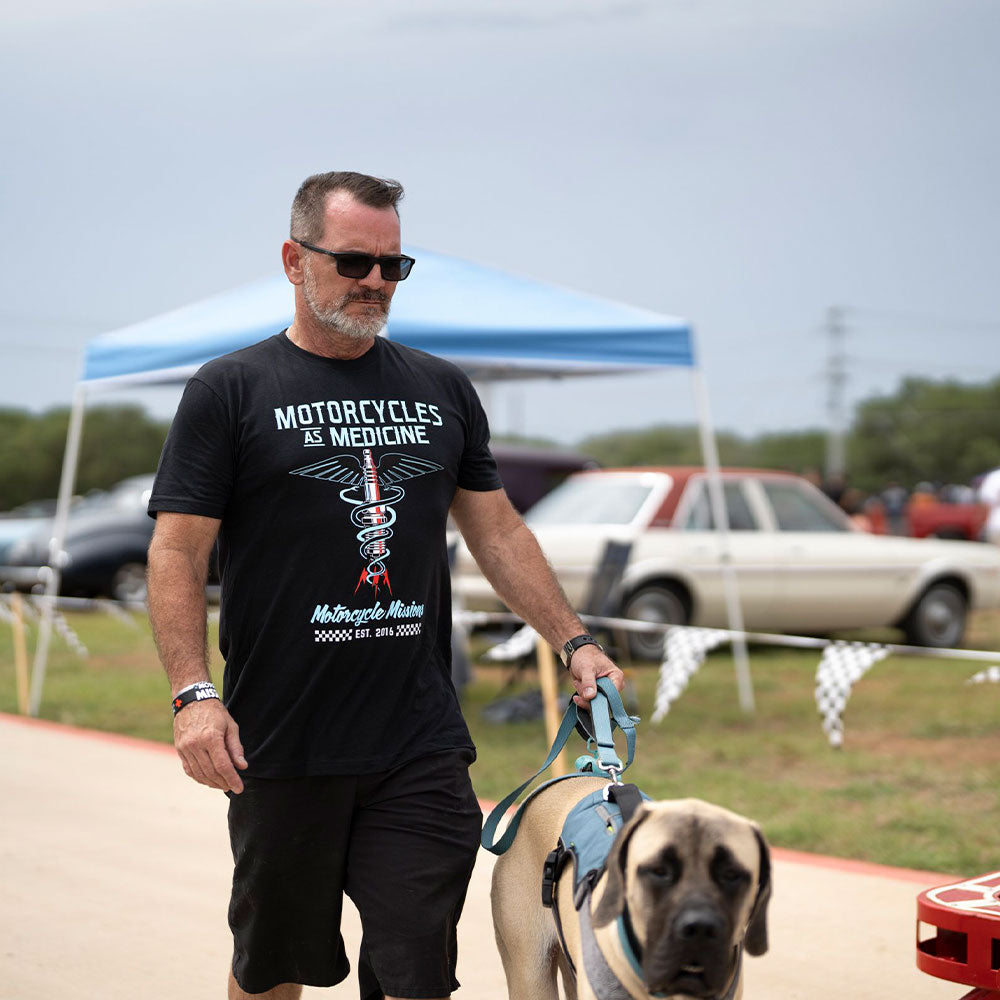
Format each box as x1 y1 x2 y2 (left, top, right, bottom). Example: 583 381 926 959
1 713 960 999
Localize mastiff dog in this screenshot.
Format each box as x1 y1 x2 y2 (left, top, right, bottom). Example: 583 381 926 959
490 775 771 1000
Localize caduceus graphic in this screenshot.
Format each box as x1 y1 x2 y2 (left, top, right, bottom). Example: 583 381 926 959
290 449 443 595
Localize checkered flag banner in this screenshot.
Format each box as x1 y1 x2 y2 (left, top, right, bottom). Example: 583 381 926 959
652 627 731 722
482 623 538 662
815 641 890 748
967 666 1000 685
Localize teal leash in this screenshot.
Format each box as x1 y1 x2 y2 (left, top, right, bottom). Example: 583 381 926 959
481 676 638 856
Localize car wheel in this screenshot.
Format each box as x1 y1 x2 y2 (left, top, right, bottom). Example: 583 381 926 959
110 562 148 604
901 582 967 648
621 584 689 661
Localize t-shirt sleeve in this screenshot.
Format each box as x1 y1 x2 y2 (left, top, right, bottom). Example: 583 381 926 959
148 376 235 518
456 381 504 493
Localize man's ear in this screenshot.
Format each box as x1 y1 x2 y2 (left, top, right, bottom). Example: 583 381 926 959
744 825 771 956
591 807 648 928
282 239 305 285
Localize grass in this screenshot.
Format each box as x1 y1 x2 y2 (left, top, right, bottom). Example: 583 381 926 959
2 606 998 875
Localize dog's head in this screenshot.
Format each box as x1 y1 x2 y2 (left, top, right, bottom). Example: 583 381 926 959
591 798 771 999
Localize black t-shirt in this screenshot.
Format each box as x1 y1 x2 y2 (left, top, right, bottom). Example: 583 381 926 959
149 332 502 777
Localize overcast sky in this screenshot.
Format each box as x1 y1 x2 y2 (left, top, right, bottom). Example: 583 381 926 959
2 0 998 446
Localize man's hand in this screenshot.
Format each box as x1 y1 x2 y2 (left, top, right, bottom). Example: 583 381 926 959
568 644 626 708
173 700 248 793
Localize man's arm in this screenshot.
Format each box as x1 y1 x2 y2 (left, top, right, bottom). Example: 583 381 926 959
147 512 247 793
450 486 624 705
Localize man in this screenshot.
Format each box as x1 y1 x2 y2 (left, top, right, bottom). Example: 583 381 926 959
147 170 624 1000
979 466 1000 544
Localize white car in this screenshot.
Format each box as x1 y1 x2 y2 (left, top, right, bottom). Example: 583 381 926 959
453 467 1000 658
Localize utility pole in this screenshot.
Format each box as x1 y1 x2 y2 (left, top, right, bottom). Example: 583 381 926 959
824 305 848 484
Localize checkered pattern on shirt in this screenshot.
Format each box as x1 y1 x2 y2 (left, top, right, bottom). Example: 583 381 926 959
315 628 354 643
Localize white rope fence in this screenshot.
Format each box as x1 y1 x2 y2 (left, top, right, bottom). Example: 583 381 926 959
457 608 1000 748
3 595 998 743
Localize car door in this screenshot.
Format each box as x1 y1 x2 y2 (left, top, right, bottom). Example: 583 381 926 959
756 476 911 631
651 475 780 627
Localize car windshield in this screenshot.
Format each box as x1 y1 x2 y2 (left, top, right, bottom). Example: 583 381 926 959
525 477 654 526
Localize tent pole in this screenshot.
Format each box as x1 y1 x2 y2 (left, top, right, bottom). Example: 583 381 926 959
28 384 88 717
690 364 755 714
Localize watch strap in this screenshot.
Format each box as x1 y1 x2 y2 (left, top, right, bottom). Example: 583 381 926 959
560 633 602 668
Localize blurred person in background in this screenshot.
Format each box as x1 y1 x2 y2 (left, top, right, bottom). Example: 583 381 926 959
979 466 1000 544
881 480 909 535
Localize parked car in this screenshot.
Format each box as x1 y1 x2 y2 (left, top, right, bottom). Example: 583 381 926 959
0 475 156 602
452 467 1000 657
0 499 65 566
491 442 598 513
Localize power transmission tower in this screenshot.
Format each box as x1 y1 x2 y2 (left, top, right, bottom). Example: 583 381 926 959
824 305 848 482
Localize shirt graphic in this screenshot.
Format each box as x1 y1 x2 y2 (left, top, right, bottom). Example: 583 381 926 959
290 448 443 595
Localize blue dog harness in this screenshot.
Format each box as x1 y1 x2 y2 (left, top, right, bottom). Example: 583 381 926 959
482 678 744 1000
482 679 659 998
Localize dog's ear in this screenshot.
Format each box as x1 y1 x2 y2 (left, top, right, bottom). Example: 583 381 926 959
591 806 649 928
744 825 771 956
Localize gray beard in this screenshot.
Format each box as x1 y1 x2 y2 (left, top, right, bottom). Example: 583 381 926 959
303 272 390 341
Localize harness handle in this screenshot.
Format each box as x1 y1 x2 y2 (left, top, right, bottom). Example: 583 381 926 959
481 676 637 856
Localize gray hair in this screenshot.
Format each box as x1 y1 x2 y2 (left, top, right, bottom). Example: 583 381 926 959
290 171 405 242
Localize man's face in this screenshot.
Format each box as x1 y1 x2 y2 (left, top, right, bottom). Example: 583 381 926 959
299 191 402 341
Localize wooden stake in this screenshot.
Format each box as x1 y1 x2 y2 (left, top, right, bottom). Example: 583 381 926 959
536 637 567 777
11 593 30 715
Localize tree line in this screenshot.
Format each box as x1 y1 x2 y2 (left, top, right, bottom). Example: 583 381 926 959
2 376 999 511
0 405 171 510
549 376 1000 495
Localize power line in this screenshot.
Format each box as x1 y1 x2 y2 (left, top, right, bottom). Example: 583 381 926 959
843 306 1000 332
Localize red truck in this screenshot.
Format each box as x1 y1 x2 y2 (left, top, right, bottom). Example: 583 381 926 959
906 500 989 540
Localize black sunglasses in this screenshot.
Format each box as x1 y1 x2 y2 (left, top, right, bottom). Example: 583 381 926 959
292 239 415 281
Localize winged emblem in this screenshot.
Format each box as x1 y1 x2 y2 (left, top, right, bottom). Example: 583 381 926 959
290 449 443 594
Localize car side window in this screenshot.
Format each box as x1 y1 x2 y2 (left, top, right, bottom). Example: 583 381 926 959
680 481 756 531
762 481 846 532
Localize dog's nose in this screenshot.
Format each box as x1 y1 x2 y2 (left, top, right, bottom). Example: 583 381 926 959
675 906 724 942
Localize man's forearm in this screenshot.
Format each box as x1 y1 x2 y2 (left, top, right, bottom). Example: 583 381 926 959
469 518 587 650
147 546 212 694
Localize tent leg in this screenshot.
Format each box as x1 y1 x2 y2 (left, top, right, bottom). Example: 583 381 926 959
691 365 755 714
28 385 87 717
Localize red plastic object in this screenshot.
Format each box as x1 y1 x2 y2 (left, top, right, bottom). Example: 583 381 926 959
916 871 1000 997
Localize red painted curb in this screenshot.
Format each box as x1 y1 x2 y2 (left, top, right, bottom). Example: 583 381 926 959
0 710 176 755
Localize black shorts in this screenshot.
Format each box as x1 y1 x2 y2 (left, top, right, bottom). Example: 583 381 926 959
227 748 482 998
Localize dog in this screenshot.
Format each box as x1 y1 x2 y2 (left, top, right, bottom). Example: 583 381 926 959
490 775 771 1000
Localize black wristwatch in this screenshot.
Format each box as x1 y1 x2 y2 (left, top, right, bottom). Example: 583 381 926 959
559 634 603 669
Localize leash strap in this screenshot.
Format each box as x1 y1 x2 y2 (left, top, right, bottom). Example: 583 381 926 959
575 677 637 775
481 677 635 856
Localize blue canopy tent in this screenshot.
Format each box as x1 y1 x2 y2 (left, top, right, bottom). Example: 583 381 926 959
81 248 695 386
30 248 752 713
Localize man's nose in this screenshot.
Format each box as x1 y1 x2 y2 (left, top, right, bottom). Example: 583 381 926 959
358 262 388 290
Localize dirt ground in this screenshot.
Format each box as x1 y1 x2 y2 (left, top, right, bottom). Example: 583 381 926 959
0 713 967 1000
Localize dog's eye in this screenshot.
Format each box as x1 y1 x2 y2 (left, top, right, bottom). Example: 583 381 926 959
640 861 678 885
715 866 749 891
